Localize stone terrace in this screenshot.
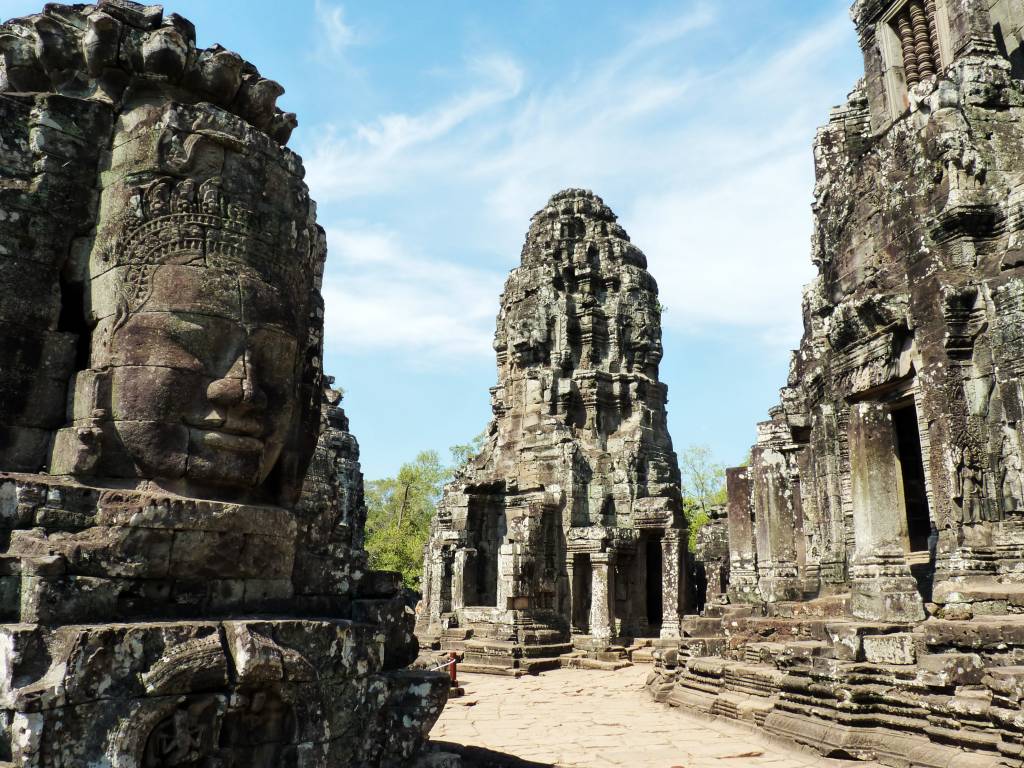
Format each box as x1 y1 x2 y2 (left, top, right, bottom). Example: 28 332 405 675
429 666 884 767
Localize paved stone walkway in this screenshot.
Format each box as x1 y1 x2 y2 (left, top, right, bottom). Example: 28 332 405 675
429 665 883 768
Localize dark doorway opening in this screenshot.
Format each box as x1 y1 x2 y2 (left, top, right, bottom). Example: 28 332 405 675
57 275 91 370
572 553 591 633
893 403 934 601
645 535 663 629
892 405 931 552
465 497 505 607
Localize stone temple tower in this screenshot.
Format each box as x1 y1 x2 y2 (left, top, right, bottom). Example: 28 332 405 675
646 1 1024 764
420 189 690 674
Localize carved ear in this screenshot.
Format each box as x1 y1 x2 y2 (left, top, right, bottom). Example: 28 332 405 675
49 369 110 477
265 291 323 506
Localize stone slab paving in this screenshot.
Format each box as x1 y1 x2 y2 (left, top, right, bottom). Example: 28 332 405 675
430 666 884 768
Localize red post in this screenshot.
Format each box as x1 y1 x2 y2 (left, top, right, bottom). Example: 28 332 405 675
448 651 459 688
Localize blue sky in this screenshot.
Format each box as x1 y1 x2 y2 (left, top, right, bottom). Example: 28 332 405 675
2 0 865 480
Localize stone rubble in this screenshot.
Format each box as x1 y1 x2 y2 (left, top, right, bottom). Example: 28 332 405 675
650 2 1024 766
0 2 448 765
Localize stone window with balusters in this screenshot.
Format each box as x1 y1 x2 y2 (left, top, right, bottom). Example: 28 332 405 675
888 0 942 85
876 0 951 121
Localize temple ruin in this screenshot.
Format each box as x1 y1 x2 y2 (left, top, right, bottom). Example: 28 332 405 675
419 189 691 675
649 1 1024 765
0 2 448 765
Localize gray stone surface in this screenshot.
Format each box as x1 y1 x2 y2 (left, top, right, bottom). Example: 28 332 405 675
0 2 448 765
419 189 691 674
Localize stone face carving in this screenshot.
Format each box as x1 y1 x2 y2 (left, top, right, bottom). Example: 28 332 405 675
419 189 690 673
0 3 447 766
47 99 321 500
651 1 1024 764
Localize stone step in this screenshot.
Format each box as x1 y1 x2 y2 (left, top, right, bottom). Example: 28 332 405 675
520 642 573 659
462 639 518 658
727 616 834 643
710 692 775 726
743 640 831 666
721 604 765 620
559 654 633 671
458 662 523 677
933 579 1024 617
923 616 1024 650
461 638 572 659
629 646 657 663
766 594 850 618
680 616 723 638
917 653 986 687
520 656 563 674
983 665 1024 704
518 631 568 646
678 636 728 657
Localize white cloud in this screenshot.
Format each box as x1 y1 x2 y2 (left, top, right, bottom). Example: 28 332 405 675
305 55 524 201
314 0 356 58
627 151 815 341
307 4 858 362
321 226 504 360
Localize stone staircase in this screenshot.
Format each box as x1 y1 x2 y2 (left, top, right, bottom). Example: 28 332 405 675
561 641 633 670
445 617 573 676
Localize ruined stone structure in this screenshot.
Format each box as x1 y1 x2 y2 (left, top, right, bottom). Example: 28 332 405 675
692 505 728 613
0 3 448 765
419 189 690 675
648 1 1024 765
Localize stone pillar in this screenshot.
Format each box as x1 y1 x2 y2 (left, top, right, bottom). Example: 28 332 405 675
726 467 760 603
565 554 576 630
589 552 615 640
660 530 683 638
849 402 926 622
458 547 478 607
752 441 802 602
421 545 443 629
452 548 468 612
497 542 521 611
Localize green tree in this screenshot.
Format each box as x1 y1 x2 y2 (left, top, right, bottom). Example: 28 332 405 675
364 451 448 590
680 444 728 551
364 433 488 591
448 430 487 468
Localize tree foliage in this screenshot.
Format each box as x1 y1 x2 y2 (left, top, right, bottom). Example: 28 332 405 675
364 433 486 591
448 431 487 468
679 444 728 551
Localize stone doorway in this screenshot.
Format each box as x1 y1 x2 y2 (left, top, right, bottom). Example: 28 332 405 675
892 401 934 600
465 496 506 607
645 535 663 630
892 403 931 553
848 400 928 622
572 553 592 633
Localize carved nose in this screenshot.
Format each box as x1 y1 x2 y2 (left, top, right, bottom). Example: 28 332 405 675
207 352 267 410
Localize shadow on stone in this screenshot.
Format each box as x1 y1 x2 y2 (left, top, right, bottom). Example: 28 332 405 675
431 742 555 767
